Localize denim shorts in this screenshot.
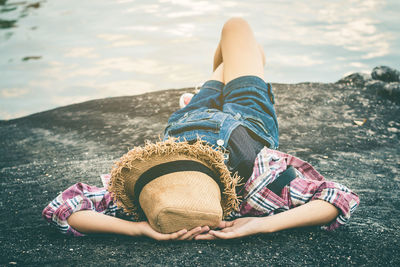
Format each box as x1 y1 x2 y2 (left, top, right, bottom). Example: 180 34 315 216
163 75 279 154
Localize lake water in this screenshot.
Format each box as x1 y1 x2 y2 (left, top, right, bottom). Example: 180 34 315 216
1 0 399 120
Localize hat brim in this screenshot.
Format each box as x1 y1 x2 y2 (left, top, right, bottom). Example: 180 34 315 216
108 137 241 220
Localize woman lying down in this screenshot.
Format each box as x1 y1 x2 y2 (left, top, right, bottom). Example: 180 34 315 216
42 17 359 241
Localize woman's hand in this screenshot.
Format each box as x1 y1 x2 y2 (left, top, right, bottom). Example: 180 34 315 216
67 210 210 240
195 200 340 240
138 221 210 241
195 217 265 240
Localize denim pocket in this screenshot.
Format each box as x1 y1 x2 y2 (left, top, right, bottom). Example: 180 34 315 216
167 110 221 135
242 114 269 134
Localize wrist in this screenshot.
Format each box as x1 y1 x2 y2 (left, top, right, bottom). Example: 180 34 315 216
259 216 276 234
127 221 144 237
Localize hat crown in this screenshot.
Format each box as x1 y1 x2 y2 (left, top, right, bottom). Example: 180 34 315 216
108 137 241 233
139 171 222 233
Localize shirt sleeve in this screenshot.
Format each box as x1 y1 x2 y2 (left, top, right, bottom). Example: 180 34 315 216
265 148 360 230
42 182 118 236
289 177 360 231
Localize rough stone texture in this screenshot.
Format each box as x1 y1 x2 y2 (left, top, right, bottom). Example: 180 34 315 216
1 72 400 266
339 67 400 104
337 72 371 88
371 66 400 82
365 81 400 104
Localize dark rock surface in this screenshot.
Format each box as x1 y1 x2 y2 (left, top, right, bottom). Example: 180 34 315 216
338 66 400 103
371 66 400 82
366 81 400 104
336 72 371 87
1 69 400 266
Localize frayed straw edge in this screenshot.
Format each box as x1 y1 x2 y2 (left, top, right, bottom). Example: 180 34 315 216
108 136 241 220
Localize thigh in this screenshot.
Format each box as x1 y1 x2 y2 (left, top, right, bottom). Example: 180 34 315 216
210 62 224 83
220 18 265 84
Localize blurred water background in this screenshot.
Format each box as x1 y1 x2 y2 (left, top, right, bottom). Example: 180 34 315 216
1 0 399 120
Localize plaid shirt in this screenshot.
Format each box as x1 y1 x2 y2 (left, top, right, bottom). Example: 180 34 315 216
42 148 359 236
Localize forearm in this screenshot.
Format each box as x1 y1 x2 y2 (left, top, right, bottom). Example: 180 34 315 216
67 210 143 236
261 200 339 233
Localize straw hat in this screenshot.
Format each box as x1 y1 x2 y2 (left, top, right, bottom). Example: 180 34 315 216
108 137 241 234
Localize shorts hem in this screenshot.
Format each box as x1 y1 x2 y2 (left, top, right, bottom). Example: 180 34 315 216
201 80 224 92
223 75 269 96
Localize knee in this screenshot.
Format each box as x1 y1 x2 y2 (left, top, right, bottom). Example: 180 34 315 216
222 17 251 35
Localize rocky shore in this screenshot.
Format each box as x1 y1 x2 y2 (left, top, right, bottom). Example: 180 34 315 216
0 66 399 266
337 65 400 103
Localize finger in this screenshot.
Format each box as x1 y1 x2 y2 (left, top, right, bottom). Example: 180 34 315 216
158 229 188 241
194 233 217 240
216 221 227 229
210 230 237 240
187 226 210 240
201 225 210 233
220 226 235 233
178 226 202 240
171 229 189 240
217 220 234 229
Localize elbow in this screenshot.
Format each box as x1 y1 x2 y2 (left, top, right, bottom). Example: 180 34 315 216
42 204 54 223
323 203 340 225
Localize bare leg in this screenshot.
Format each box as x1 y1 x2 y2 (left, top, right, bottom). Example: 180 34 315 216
213 41 223 71
210 18 266 84
258 43 266 66
218 18 266 84
209 62 224 83
214 39 265 72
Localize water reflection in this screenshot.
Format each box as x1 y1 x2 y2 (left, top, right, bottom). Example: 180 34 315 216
0 18 16 29
0 0 399 120
1 0 42 24
97 34 146 47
